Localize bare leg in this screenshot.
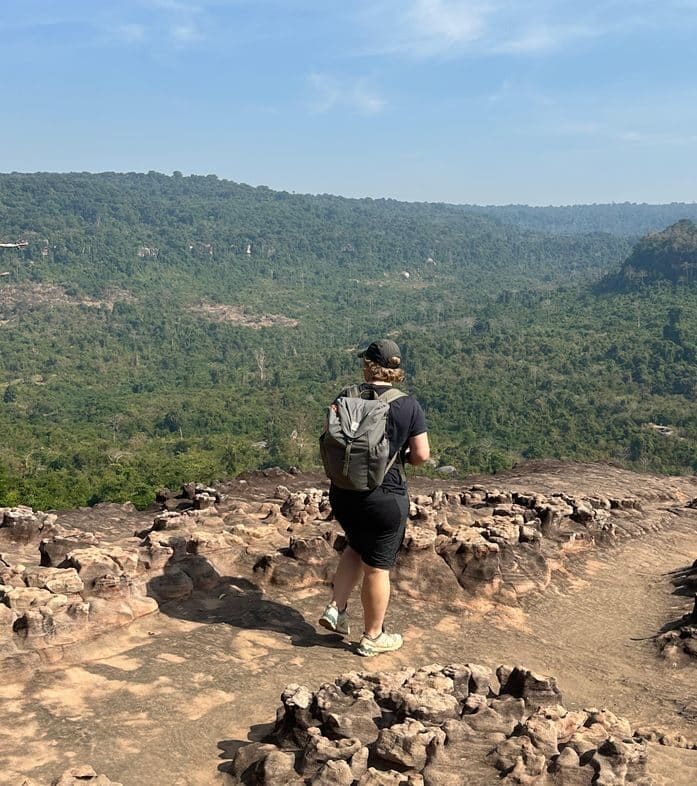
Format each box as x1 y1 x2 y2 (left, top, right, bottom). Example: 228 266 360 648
331 546 363 610
361 564 391 638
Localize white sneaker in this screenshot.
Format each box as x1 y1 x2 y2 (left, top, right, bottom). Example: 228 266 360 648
356 630 403 657
318 602 350 636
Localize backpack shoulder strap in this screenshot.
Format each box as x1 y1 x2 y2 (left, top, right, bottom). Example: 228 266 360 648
378 387 407 404
338 385 405 403
378 388 408 482
342 384 363 399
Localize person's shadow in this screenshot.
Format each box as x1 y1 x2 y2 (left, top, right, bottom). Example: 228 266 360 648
147 553 351 651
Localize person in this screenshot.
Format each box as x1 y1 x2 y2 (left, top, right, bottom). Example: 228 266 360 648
319 338 430 656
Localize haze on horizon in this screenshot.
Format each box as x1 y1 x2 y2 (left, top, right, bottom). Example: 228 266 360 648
2 0 696 206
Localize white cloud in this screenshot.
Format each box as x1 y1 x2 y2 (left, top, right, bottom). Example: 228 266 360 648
355 0 697 59
103 0 207 48
495 21 599 54
309 73 386 115
405 0 487 46
359 0 490 57
7 0 697 60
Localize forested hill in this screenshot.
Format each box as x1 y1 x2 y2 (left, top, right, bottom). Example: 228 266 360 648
462 203 697 236
605 220 697 289
0 172 630 298
1 172 697 510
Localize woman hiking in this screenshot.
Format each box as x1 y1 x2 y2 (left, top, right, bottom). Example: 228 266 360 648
319 339 430 656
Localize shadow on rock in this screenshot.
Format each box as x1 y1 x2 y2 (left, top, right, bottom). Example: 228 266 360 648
147 554 350 650
658 609 697 636
668 559 697 598
217 722 276 776
657 560 697 634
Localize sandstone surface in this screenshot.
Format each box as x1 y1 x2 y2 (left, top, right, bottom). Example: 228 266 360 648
1 462 697 785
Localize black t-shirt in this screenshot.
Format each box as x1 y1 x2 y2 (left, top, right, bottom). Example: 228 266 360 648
331 383 427 494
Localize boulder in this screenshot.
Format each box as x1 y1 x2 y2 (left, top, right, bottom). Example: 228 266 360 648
589 736 649 785
357 769 412 785
436 533 502 595
0 507 57 544
255 536 336 590
13 601 90 647
301 729 363 769
0 585 54 613
497 666 563 708
23 566 84 595
310 759 354 786
301 729 368 782
375 719 444 770
393 685 460 724
40 532 99 567
229 742 279 781
137 534 175 572
273 684 318 749
519 707 561 759
253 749 299 786
393 527 464 605
52 765 123 785
315 684 382 744
64 547 138 589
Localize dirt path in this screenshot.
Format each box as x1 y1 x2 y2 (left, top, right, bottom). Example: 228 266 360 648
2 486 697 784
362 508 697 731
455 511 697 727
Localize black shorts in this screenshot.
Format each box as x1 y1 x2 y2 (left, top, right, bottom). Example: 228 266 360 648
329 486 409 569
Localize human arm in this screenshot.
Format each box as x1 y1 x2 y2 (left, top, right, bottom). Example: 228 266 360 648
406 432 430 465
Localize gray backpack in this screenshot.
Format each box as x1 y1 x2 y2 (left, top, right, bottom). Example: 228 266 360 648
319 385 406 491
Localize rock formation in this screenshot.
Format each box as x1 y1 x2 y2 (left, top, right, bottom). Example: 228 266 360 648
1 472 695 671
2 464 697 785
225 662 695 785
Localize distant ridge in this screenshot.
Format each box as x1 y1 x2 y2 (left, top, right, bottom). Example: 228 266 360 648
458 203 697 237
2 170 697 237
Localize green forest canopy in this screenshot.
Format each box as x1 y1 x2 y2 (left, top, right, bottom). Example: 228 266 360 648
1 172 696 509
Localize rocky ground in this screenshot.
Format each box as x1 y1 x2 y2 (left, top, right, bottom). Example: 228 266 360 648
1 461 697 785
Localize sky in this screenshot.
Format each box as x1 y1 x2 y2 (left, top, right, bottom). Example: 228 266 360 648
1 0 697 205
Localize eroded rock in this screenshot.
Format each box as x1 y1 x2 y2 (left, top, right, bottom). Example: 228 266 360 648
227 662 665 786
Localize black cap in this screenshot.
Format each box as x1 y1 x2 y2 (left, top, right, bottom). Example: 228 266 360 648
358 339 401 369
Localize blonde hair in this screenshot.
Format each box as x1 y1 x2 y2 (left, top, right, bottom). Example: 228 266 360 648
364 359 405 384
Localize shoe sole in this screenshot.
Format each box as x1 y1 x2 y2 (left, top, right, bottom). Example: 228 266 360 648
319 617 349 636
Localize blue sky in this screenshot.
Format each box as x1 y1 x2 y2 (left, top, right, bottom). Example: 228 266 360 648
2 0 697 205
